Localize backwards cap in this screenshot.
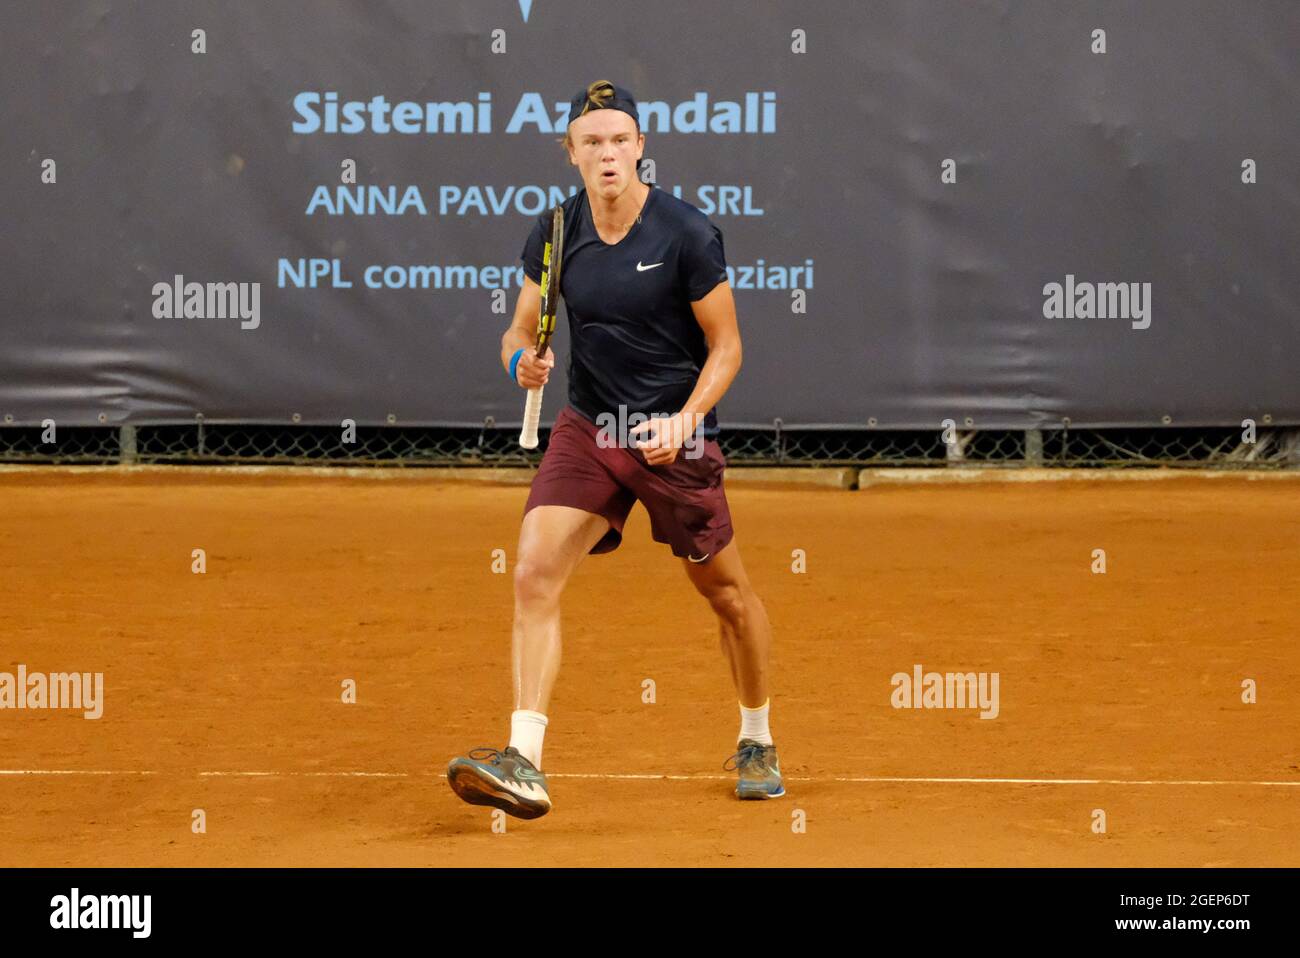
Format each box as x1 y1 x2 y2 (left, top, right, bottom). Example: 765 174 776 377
567 80 640 130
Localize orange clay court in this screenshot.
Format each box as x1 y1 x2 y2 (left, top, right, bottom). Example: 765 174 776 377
1 469 1297 867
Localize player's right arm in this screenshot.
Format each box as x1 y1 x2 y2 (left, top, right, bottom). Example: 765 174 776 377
501 276 553 389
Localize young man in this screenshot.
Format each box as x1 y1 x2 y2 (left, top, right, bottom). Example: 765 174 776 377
447 81 781 820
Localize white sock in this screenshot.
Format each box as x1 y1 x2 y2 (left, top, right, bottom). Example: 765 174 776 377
738 699 772 746
509 709 548 769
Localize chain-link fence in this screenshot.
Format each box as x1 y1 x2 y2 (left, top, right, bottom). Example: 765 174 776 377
2 422 1297 469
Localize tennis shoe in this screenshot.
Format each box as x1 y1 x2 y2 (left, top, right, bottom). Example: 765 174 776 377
447 746 552 820
725 738 786 799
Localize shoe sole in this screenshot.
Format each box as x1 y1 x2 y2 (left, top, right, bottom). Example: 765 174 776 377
447 762 551 820
736 784 786 800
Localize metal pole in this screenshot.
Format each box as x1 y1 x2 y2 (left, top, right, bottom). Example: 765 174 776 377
1024 428 1043 465
119 424 137 464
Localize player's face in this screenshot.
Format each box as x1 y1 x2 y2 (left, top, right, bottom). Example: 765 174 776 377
567 111 644 201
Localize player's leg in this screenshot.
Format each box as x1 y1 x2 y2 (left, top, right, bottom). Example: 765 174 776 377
447 504 607 820
512 504 610 716
681 538 770 706
448 405 636 819
615 429 786 800
681 540 785 800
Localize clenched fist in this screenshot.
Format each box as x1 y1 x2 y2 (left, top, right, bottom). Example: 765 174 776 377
515 351 554 389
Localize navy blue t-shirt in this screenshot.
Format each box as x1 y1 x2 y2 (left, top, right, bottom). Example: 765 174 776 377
520 185 728 436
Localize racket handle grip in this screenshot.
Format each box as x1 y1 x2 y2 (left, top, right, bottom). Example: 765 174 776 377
519 385 545 449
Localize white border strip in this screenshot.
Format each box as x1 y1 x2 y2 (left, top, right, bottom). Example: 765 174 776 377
3 463 1295 485
858 467 1300 485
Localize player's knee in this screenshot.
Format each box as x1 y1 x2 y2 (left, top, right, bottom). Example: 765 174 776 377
513 558 563 606
704 584 747 626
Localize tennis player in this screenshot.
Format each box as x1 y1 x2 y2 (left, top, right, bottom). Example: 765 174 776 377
447 81 782 819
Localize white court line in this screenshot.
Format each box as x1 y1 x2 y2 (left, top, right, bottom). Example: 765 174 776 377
2 769 1299 787
824 776 1300 787
198 771 408 778
550 773 1300 786
0 769 157 776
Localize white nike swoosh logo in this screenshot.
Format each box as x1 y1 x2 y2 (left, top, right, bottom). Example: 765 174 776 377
636 261 664 271
687 553 711 563
500 779 542 798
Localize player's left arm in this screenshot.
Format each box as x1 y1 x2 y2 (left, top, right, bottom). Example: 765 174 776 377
633 281 741 464
679 280 742 429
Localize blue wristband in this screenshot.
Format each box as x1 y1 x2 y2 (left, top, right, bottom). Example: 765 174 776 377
508 347 525 384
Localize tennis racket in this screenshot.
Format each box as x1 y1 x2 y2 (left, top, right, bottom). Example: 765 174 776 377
519 205 564 449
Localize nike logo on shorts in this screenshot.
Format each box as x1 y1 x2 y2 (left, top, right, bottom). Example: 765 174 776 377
636 261 664 271
687 553 711 563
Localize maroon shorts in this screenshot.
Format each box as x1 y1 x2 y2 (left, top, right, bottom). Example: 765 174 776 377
524 405 734 560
